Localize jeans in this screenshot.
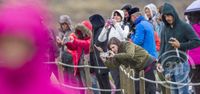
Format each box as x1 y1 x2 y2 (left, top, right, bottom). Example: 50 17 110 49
91 74 100 94
110 68 120 94
96 72 111 94
163 62 190 94
135 64 156 94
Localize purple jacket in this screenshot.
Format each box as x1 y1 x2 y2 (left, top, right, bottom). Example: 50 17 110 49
188 24 200 65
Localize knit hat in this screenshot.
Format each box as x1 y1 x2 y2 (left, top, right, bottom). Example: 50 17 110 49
121 3 132 11
59 15 72 25
75 20 92 39
128 7 140 16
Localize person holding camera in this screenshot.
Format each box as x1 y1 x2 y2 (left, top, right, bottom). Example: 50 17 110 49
98 10 129 42
98 10 129 93
57 15 73 63
99 37 157 94
89 14 111 94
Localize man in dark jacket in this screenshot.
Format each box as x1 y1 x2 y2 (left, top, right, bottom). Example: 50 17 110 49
89 14 111 94
158 3 200 94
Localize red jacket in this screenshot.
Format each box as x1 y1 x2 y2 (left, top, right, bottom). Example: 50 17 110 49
66 20 92 75
154 31 160 51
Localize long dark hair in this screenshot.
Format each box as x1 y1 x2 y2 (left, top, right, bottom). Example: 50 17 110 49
107 37 121 50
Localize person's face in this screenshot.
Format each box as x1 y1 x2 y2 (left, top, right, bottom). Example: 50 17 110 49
109 44 118 54
131 14 137 23
60 23 69 31
184 15 190 24
113 12 122 22
76 30 84 39
0 35 35 69
145 8 151 19
123 9 129 18
164 14 174 25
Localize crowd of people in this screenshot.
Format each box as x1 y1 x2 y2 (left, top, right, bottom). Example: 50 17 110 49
0 1 200 94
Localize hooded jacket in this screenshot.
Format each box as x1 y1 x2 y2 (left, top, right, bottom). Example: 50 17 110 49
144 3 161 51
131 15 158 58
144 3 158 21
104 41 154 72
66 20 92 75
89 14 109 74
159 3 200 63
59 15 73 31
144 3 163 37
58 15 73 52
98 10 129 42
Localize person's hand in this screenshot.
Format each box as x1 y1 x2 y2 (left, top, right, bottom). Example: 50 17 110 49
107 50 115 58
156 63 164 73
105 22 110 29
105 21 112 29
111 19 117 25
56 36 64 45
168 38 180 48
100 56 107 63
56 37 62 43
94 45 103 52
69 36 74 42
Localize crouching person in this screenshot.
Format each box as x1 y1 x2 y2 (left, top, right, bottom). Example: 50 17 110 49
100 37 157 94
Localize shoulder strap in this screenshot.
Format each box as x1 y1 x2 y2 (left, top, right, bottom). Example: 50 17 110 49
121 24 125 30
106 28 111 41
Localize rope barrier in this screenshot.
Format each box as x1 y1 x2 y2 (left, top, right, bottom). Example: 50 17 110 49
60 83 124 92
118 63 200 86
46 62 108 69
46 62 200 86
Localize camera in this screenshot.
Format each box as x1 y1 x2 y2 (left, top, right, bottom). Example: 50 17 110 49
106 19 114 26
100 52 110 58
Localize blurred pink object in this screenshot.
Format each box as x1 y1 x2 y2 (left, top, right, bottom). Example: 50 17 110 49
110 80 116 94
188 24 200 65
0 2 67 94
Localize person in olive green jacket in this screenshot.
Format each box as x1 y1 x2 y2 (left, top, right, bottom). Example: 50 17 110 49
98 37 157 94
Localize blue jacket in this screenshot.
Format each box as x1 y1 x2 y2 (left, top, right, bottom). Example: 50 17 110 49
131 16 158 58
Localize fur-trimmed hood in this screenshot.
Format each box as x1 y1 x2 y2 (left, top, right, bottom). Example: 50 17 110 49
59 15 73 31
75 20 92 39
